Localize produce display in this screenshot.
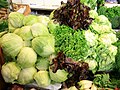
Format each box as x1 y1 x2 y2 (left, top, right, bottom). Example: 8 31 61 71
0 0 120 90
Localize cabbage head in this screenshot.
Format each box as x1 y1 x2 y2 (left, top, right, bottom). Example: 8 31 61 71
23 15 38 26
36 57 50 70
17 47 37 68
15 26 33 40
18 67 37 84
34 70 51 87
0 33 24 58
89 10 98 19
31 23 49 37
108 45 117 56
94 15 111 27
84 30 98 46
37 15 50 26
90 22 112 34
32 34 55 57
96 44 117 71
8 12 24 28
49 68 68 83
1 62 21 83
98 33 118 46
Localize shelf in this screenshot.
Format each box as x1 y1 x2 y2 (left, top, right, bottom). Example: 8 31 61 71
105 3 120 7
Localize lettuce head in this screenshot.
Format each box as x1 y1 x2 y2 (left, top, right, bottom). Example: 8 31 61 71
1 62 21 83
8 12 24 28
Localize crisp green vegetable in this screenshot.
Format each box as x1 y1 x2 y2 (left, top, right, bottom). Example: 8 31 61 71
17 47 37 68
98 33 118 46
15 26 33 41
89 10 98 19
90 22 112 34
31 23 49 37
78 80 97 90
84 29 98 46
36 57 50 70
93 74 111 88
95 44 117 71
34 70 51 87
49 69 68 83
32 34 55 57
0 19 8 32
23 15 38 26
94 15 111 27
0 0 8 8
18 67 37 84
8 12 24 28
1 62 21 83
0 33 24 59
37 15 50 26
114 40 120 73
51 25 90 60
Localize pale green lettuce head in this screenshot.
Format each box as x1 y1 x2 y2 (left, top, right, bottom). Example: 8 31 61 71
0 33 24 58
36 57 50 70
90 22 112 34
1 62 21 83
98 33 118 46
94 15 111 27
18 67 37 84
8 12 24 28
34 70 51 87
32 34 55 57
16 26 33 41
84 30 98 46
49 69 68 83
37 15 50 26
31 23 49 37
17 47 37 68
23 15 38 26
89 10 98 19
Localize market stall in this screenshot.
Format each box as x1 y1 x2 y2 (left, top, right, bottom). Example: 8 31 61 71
0 0 120 90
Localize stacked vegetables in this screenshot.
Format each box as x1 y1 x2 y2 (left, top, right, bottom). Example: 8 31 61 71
0 0 119 89
0 12 55 87
49 0 118 73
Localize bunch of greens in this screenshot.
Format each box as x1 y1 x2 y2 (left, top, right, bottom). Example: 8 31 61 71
97 6 120 29
0 19 8 32
0 0 8 8
51 0 93 30
51 25 90 61
114 30 120 73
